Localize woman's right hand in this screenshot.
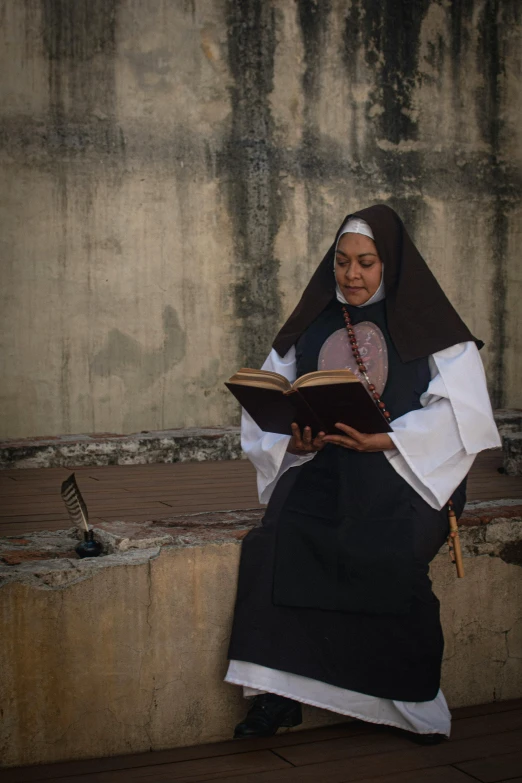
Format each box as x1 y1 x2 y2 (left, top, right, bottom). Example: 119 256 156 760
287 423 326 455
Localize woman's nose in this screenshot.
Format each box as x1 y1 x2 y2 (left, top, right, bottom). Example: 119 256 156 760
346 265 361 280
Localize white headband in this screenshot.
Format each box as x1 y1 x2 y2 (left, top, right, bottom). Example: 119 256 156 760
339 217 375 240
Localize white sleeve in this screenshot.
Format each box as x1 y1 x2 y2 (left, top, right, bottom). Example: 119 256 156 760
384 342 501 510
241 346 316 504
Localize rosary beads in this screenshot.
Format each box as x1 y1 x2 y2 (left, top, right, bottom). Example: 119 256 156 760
342 306 391 422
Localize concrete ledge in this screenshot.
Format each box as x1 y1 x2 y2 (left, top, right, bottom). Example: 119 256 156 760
1 410 520 469
0 427 242 469
1 500 521 767
495 409 522 435
503 432 522 476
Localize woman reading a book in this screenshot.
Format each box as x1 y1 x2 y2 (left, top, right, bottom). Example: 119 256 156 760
225 204 500 743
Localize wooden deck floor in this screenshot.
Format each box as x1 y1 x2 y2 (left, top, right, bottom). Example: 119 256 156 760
3 699 522 782
0 449 521 538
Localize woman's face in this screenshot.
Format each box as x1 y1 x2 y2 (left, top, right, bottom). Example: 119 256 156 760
335 232 383 306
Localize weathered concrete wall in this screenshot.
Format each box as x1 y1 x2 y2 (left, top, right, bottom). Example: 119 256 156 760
0 503 521 767
1 1 521 438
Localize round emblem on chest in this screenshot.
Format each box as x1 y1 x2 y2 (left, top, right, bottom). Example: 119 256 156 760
318 321 389 396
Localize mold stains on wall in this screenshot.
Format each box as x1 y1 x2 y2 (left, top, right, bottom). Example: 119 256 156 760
38 1 124 432
476 0 503 153
347 0 430 145
487 206 508 409
448 0 474 111
42 0 118 119
297 0 331 145
475 0 521 407
342 0 430 235
224 0 282 369
296 0 333 252
40 0 124 156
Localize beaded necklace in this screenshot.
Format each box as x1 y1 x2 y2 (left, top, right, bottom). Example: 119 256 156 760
341 305 391 423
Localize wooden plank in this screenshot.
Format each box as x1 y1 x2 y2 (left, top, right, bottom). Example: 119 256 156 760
0 500 261 519
118 481 258 493
111 483 258 494
276 711 522 767
5 471 76 481
0 487 128 497
188 729 522 783
468 485 522 501
0 514 72 524
0 504 169 520
0 486 256 501
0 723 367 782
272 729 411 766
0 523 72 536
82 464 253 476
34 750 291 783
95 492 258 502
84 475 256 486
1 449 520 540
0 496 183 509
452 699 522 721
456 751 522 782
95 510 198 520
149 490 253 499
0 500 173 514
339 766 476 783
1 470 244 483
0 517 108 536
5 718 522 783
96 508 260 522
0 453 504 484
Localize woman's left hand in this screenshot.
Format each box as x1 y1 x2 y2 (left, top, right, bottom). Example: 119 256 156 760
322 423 394 452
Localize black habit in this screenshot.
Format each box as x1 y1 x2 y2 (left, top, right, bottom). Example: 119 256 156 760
228 299 466 701
228 206 471 703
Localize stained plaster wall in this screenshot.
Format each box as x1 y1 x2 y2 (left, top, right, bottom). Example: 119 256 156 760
1 0 521 438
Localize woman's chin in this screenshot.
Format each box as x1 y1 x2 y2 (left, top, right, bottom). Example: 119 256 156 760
344 290 371 306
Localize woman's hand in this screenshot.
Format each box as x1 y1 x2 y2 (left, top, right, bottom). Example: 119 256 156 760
287 423 326 455
322 423 394 452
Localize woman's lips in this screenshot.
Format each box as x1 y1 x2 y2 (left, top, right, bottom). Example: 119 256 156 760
345 286 365 292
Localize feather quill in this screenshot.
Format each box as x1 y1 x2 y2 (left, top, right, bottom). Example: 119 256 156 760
61 473 89 533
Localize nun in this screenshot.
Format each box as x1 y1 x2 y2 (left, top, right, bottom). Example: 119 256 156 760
225 204 500 743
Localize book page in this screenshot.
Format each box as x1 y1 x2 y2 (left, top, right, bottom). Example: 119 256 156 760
292 369 359 390
227 368 291 392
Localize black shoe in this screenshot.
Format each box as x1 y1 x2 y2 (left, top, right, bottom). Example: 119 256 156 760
233 693 303 739
407 732 446 746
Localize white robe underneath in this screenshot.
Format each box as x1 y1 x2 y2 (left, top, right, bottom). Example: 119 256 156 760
226 340 500 736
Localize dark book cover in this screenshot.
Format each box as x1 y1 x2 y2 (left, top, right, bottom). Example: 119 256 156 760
298 383 392 434
225 381 392 436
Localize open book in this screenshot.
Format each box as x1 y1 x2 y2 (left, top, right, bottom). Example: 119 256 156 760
225 368 392 436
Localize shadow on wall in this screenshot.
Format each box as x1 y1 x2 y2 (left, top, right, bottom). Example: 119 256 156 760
91 305 186 394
